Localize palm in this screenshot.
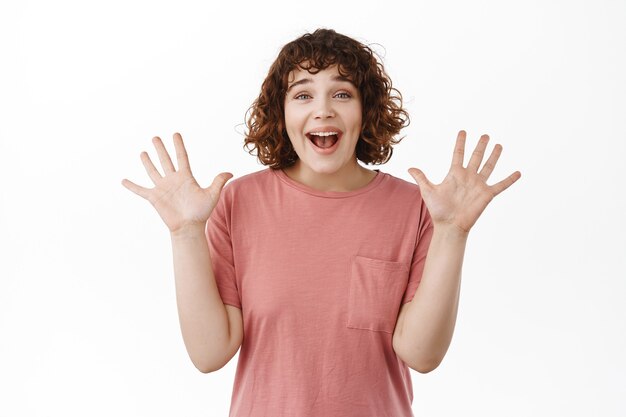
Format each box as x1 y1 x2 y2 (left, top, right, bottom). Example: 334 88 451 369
121 133 233 233
148 171 218 229
409 131 521 234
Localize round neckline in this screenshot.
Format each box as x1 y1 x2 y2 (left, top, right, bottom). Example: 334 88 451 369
271 167 385 198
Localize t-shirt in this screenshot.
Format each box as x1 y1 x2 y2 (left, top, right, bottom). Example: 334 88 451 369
205 167 434 417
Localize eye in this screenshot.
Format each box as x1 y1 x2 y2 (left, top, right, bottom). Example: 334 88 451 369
293 91 352 100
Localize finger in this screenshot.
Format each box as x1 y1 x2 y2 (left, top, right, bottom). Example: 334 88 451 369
467 134 490 172
208 172 234 192
121 178 151 200
478 143 503 181
173 132 191 172
152 136 176 173
490 171 522 197
140 151 163 184
408 168 433 191
451 130 466 167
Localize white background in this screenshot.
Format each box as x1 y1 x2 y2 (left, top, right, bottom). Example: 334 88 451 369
1 0 624 416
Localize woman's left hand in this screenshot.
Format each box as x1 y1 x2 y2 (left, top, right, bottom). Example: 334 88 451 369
408 130 521 236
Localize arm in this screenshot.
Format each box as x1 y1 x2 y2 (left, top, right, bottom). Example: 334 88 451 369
121 133 241 373
394 130 520 373
171 224 243 373
393 225 467 373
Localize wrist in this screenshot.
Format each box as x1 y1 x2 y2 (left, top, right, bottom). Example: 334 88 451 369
432 222 470 240
170 222 207 239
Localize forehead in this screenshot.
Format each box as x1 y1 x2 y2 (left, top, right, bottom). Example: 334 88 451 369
286 64 356 91
288 63 338 79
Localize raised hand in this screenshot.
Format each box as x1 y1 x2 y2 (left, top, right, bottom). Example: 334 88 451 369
121 133 233 234
408 130 521 235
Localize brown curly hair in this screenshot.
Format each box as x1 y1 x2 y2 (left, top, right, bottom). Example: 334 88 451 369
243 28 410 169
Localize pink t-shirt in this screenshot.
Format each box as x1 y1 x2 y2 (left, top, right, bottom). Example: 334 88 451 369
206 167 433 417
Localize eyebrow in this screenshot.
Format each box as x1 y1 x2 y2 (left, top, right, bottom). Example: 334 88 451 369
286 75 355 93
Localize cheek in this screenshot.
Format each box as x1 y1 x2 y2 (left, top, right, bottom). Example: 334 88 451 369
284 106 304 128
349 103 363 128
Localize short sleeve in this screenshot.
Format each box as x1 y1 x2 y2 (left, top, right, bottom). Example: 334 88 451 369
401 197 434 304
205 187 242 309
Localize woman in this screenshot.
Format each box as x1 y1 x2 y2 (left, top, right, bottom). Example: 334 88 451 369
121 28 520 417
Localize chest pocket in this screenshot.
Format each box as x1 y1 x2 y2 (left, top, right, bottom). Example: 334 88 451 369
346 255 410 334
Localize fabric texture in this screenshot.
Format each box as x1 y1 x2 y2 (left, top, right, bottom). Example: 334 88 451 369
205 167 433 417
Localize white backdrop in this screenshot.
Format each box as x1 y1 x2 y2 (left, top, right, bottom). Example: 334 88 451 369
1 0 624 416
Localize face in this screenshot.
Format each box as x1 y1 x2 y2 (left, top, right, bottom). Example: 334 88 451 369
283 64 362 177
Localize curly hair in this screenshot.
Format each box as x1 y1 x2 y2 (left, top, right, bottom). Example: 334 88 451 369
243 28 410 169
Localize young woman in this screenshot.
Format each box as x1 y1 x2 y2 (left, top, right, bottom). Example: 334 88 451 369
122 28 520 417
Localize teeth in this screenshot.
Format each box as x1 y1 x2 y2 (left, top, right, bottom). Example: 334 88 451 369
309 132 339 136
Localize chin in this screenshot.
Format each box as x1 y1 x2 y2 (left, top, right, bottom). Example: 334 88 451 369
304 161 344 175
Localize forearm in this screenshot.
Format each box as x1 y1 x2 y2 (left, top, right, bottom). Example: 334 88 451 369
399 225 468 370
170 225 231 373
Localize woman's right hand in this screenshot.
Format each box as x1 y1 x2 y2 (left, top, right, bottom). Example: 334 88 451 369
121 132 233 235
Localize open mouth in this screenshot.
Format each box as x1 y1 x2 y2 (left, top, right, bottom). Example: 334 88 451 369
306 132 340 149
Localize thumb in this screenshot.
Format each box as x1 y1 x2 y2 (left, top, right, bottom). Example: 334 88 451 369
210 172 234 192
407 168 432 190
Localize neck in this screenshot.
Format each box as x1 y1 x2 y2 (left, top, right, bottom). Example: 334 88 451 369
282 160 377 192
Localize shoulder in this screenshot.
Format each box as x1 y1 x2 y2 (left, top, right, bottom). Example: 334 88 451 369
212 168 273 221
221 167 274 196
377 170 432 230
378 170 425 200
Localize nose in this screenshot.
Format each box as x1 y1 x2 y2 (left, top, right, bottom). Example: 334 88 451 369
313 97 335 119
